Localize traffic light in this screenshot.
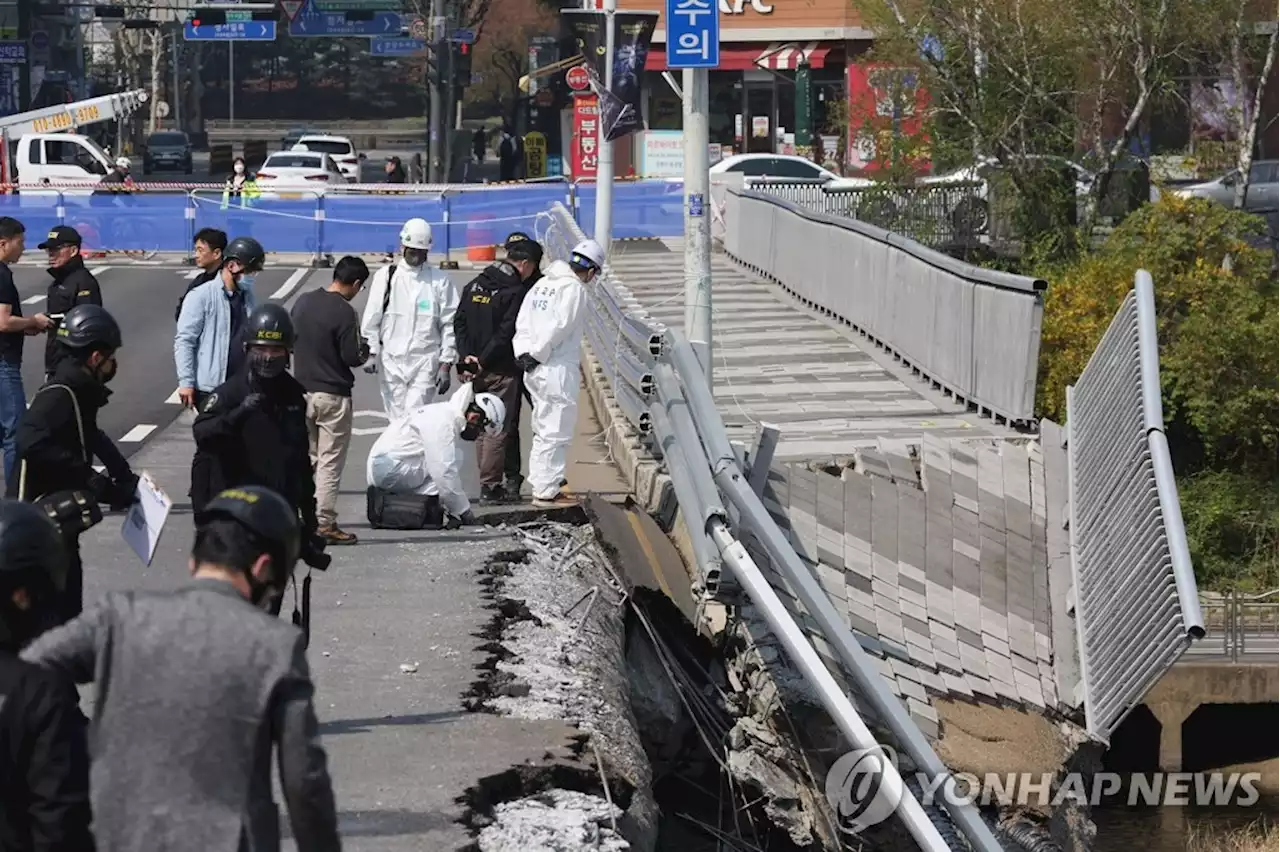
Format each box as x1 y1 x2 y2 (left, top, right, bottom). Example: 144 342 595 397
452 41 472 89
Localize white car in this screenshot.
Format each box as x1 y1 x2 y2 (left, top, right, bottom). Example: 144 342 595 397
918 155 1095 233
710 153 875 189
255 150 346 193
292 134 364 183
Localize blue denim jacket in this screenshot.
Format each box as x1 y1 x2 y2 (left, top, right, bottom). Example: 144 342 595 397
174 278 257 392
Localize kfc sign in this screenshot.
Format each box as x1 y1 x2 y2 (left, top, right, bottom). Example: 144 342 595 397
573 96 600 180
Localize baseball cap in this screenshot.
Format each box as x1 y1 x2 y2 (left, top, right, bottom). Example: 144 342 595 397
38 226 83 250
504 232 533 250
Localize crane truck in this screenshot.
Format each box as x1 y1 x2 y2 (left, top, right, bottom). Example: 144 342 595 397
0 89 150 193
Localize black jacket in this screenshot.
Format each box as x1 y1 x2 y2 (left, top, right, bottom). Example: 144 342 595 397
6 361 131 502
191 369 318 532
453 260 528 376
44 259 102 374
0 654 94 852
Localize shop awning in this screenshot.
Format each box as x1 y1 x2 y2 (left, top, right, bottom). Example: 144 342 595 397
644 42 832 72
755 42 832 70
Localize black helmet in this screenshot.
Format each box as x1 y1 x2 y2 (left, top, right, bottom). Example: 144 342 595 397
223 236 265 273
57 304 122 351
196 486 301 589
0 499 69 649
244 303 295 350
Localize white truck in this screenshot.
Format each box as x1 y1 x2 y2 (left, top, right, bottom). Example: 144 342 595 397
0 90 150 192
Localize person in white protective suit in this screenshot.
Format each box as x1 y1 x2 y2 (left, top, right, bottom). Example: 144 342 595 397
512 238 604 509
366 383 507 526
359 217 460 420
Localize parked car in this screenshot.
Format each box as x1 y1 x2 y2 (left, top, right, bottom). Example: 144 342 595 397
1170 161 1279 213
143 131 193 174
280 127 317 152
255 150 346 194
710 153 875 189
293 134 364 183
918 155 1095 234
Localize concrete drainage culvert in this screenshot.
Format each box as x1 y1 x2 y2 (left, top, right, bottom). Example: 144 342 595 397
457 518 815 852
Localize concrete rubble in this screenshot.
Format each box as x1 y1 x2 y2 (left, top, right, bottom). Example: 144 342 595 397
462 520 659 852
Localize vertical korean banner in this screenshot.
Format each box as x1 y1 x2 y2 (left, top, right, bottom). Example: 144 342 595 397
561 9 659 142
572 96 600 181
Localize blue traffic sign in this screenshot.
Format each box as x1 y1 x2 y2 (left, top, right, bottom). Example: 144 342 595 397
184 20 277 41
289 0 400 37
371 36 425 56
450 28 475 44
665 0 719 69
31 31 51 51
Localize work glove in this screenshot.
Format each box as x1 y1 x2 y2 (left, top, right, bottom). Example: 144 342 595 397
434 363 452 396
363 358 378 374
516 353 540 374
111 472 141 511
230 392 267 425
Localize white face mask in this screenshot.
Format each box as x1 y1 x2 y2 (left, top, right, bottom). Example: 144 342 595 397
234 163 245 175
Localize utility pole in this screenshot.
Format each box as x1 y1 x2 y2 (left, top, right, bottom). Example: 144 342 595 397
228 41 235 126
427 0 443 182
591 0 615 250
172 27 183 131
16 0 31 111
441 2 454 182
682 66 713 386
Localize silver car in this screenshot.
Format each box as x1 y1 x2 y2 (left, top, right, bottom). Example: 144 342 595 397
1171 160 1278 212
143 131 193 174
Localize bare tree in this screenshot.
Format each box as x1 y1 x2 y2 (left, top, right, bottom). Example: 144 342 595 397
1227 9 1278 208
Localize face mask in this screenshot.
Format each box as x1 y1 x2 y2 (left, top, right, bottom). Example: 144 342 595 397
249 349 288 379
95 355 117 384
234 163 246 174
238 272 257 289
403 248 429 267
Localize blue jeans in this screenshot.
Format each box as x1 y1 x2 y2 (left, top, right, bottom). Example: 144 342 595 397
0 360 25 486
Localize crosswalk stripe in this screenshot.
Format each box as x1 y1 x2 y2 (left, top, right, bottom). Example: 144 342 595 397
271 269 309 300
120 424 157 442
21 294 43 305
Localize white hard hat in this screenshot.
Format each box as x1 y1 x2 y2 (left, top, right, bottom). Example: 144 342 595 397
473 392 507 436
570 238 605 272
115 156 131 169
400 217 433 250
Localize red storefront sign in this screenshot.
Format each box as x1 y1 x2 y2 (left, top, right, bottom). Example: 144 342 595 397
572 95 600 181
846 63 932 175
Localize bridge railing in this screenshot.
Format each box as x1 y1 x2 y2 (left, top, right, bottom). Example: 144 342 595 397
541 202 1006 852
1063 269 1205 743
722 186 1047 424
1194 590 1279 661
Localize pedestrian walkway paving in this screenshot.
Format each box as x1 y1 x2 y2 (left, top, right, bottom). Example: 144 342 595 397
73 370 627 850
605 239 1015 463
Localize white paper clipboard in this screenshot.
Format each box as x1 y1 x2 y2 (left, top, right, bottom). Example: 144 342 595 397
121 472 171 566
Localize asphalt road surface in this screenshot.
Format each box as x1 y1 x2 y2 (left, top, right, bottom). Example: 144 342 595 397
13 256 568 848
139 149 423 185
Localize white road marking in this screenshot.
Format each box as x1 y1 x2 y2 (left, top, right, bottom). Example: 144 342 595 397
93 464 105 473
21 294 43 305
120 424 157 442
271 269 309 300
87 267 112 276
165 388 182 404
353 410 389 420
180 269 203 279
352 427 386 436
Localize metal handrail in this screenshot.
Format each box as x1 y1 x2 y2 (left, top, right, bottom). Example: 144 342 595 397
1194 590 1280 662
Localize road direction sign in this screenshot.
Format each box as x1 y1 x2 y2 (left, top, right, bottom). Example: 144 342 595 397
288 0 400 37
565 64 590 91
184 20 277 40
449 28 474 44
314 0 399 9
371 36 425 56
279 0 304 21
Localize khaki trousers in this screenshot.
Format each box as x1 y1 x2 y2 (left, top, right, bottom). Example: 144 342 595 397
472 372 522 487
305 391 354 528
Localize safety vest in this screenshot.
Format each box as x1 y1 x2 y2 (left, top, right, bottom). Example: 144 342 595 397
220 178 262 210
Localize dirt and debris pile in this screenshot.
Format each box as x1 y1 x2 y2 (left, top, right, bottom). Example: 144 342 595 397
460 521 658 852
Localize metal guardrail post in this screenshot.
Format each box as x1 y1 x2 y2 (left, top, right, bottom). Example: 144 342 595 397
440 191 452 259
184 191 196 266
312 193 326 269
664 333 1002 852
55 191 65 227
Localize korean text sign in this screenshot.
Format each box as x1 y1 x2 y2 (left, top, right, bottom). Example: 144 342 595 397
573 96 601 181
665 0 720 69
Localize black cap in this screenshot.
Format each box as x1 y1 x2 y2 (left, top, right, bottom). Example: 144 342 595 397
38 225 83 250
504 232 533 249
244 302 296 350
197 486 301 588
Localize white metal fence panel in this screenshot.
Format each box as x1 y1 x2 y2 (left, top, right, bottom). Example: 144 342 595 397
1065 270 1205 742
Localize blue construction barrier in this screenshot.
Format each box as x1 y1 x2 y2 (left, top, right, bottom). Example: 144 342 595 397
0 180 688 254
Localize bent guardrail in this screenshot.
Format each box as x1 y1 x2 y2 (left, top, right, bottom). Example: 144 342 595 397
0 180 685 259
540 201 1003 852
1063 269 1204 743
722 187 1047 424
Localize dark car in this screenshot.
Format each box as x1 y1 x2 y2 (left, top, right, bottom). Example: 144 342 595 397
144 131 193 174
280 127 317 152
